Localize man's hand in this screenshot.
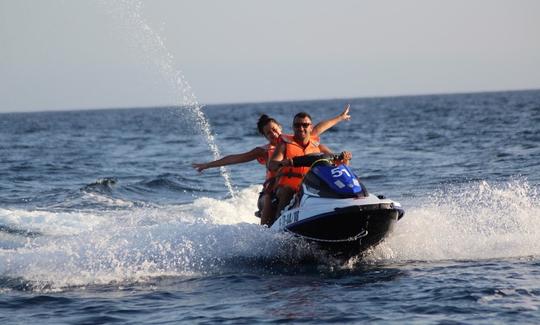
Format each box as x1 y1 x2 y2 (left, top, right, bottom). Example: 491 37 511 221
340 104 351 121
341 151 352 161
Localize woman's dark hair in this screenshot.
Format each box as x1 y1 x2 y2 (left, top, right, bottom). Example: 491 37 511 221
257 114 280 135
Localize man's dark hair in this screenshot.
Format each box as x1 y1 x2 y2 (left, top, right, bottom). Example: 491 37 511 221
293 112 312 121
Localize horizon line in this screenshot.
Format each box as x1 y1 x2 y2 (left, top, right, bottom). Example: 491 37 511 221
2 87 539 115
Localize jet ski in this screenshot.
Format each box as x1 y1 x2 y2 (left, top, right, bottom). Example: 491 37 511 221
269 153 404 258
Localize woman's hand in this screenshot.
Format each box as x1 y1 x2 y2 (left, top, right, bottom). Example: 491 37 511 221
278 158 293 168
192 163 208 172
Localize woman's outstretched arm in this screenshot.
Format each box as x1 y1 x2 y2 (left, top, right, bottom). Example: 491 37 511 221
192 147 266 172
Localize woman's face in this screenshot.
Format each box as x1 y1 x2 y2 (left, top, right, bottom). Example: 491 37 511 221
262 121 282 143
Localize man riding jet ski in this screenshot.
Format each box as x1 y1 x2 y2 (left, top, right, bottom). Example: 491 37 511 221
269 153 404 257
267 112 351 225
265 112 403 257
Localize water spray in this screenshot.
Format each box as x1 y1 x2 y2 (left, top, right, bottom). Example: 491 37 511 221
101 0 236 198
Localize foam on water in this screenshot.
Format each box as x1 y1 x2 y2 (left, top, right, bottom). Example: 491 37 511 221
367 179 540 262
0 187 291 291
1 180 539 291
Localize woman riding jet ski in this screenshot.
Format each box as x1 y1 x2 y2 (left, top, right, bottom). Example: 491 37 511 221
267 153 404 258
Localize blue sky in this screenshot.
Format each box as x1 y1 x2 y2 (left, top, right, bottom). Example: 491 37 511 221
1 0 539 112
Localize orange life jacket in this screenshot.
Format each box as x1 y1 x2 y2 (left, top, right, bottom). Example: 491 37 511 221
256 143 278 181
276 134 320 192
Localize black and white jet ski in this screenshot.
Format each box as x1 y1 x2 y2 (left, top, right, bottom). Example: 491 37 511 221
270 153 404 257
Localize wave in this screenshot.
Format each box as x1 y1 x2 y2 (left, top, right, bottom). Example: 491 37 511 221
0 186 269 291
127 174 203 193
366 179 540 262
0 225 41 238
81 177 118 193
78 175 206 205
81 175 200 194
0 225 42 251
1 180 539 292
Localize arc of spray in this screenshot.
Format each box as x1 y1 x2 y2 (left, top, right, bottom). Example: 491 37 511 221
102 0 236 198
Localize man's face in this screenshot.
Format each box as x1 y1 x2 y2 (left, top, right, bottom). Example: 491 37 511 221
292 116 312 141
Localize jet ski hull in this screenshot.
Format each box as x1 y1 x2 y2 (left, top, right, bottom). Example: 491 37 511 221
284 204 402 257
267 154 404 258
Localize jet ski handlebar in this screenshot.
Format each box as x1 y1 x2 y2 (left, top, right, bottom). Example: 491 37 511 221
291 152 347 167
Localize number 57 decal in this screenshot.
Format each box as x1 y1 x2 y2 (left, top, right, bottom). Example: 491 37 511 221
331 167 351 178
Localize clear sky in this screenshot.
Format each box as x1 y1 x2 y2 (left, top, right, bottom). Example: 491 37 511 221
1 0 539 112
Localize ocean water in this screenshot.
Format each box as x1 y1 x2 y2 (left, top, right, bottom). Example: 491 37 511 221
1 90 540 324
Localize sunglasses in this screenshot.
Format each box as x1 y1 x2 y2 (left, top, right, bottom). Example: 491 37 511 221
293 122 311 129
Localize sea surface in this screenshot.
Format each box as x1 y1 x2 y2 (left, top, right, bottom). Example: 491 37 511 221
1 90 540 324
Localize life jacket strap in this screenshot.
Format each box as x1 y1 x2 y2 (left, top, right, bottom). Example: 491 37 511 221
275 171 305 179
